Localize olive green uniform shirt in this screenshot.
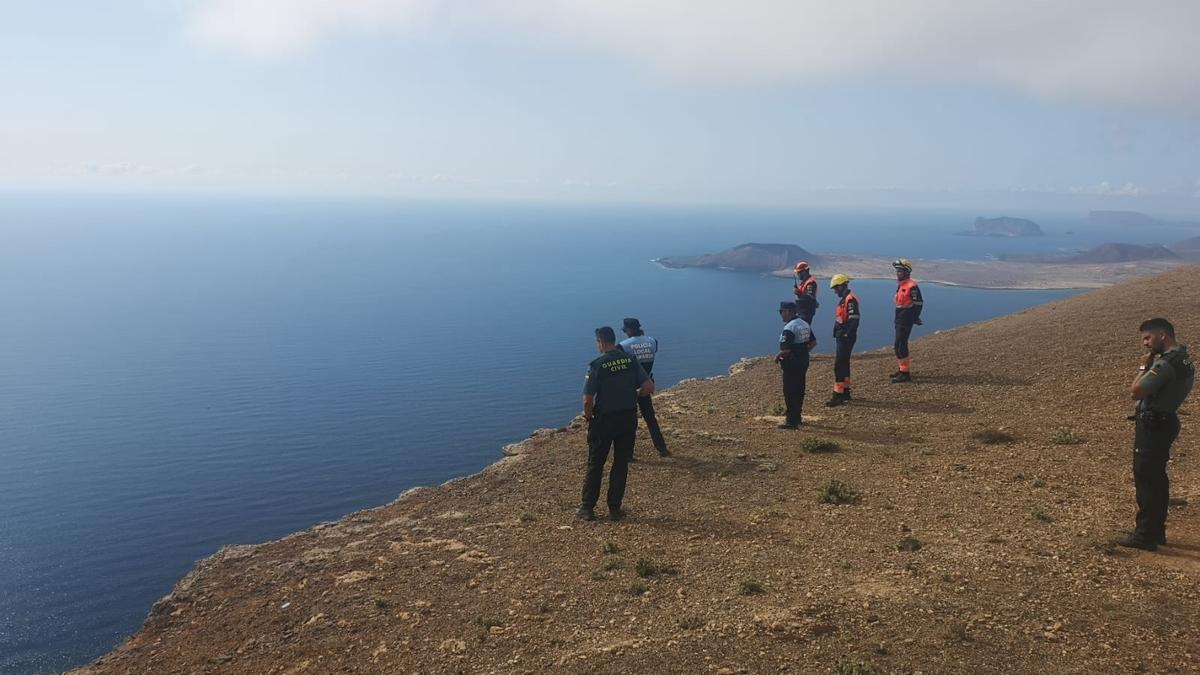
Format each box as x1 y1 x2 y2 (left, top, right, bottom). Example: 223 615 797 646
1137 346 1195 414
584 349 649 414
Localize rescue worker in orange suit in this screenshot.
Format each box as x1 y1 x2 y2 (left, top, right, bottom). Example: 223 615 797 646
792 262 819 325
891 258 923 383
825 274 860 406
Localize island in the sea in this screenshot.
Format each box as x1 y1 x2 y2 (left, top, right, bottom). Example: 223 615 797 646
1002 243 1180 264
656 241 1190 289
959 216 1044 237
654 242 818 271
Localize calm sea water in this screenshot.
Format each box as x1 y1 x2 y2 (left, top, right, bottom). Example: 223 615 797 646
1 194 1188 673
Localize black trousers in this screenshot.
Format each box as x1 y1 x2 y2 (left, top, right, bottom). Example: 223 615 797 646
781 354 809 426
894 322 914 360
581 409 637 511
636 394 667 451
834 336 856 384
1133 415 1180 540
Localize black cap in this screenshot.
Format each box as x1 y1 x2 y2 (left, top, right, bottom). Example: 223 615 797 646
779 301 797 311
622 317 641 331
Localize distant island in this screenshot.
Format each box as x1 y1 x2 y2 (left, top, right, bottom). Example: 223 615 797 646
658 242 1188 289
1003 243 1180 264
1170 236 1200 260
1087 210 1169 227
959 216 1043 237
655 243 817 272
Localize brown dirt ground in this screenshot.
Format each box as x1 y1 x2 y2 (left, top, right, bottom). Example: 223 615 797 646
76 266 1200 675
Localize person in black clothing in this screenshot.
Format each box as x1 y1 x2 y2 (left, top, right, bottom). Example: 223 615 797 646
825 274 860 407
579 326 654 522
619 318 670 458
775 301 816 429
792 261 819 325
1120 318 1194 551
891 258 923 383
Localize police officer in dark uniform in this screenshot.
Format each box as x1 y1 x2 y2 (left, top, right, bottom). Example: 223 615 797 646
775 301 816 429
1121 318 1194 550
619 318 670 457
579 326 654 522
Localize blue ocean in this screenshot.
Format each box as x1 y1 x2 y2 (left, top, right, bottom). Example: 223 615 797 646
1 194 1187 672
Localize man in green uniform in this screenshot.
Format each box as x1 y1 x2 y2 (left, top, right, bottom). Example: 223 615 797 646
1121 318 1194 550
579 326 654 522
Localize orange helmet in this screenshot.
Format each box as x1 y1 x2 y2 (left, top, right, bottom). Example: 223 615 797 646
793 261 810 274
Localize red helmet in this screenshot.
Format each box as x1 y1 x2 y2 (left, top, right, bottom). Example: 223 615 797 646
793 261 810 274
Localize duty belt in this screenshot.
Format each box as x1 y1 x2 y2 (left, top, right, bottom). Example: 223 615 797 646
1128 410 1178 422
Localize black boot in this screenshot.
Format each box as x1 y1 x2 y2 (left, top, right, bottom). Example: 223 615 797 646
824 392 847 407
890 372 912 383
1117 532 1157 551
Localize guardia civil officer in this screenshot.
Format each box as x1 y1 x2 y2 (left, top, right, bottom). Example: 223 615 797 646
825 274 860 407
1120 318 1194 550
891 258 923 383
579 326 654 522
793 262 819 325
775 301 816 429
619 318 670 457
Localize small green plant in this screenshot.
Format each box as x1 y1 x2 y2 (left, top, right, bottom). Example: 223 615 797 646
818 479 860 505
601 557 623 571
474 615 502 640
634 558 676 578
770 402 786 416
1031 508 1053 523
590 569 607 581
835 659 876 675
1031 479 1047 488
801 437 842 453
1051 427 1085 445
738 577 765 595
601 541 619 554
678 615 706 630
629 580 648 596
984 535 1007 545
519 512 536 523
972 429 1017 444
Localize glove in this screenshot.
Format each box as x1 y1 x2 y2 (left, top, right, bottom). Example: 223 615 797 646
914 318 923 326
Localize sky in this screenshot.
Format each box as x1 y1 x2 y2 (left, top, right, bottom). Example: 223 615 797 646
2 1 1199 212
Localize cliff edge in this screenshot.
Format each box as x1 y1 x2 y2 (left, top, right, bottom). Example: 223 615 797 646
78 267 1200 674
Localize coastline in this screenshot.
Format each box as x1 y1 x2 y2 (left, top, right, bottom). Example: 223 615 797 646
76 267 1200 674
656 255 1187 290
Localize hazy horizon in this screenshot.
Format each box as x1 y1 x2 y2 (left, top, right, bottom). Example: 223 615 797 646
3 2 1200 212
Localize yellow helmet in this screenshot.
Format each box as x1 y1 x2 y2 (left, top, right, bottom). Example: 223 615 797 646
829 273 850 288
892 258 913 273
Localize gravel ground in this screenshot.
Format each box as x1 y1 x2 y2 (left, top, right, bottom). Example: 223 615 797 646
77 266 1200 675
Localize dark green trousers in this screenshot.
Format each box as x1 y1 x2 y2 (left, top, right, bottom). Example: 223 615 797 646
1133 415 1180 540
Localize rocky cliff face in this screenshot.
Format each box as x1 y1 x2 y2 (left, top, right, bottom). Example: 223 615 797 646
656 243 817 272
965 216 1044 237
77 267 1200 675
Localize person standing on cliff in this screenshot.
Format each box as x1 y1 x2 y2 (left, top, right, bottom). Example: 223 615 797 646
776 301 816 429
1121 318 1194 551
891 258 923 383
825 274 860 407
618 318 670 458
793 262 819 325
579 326 654 522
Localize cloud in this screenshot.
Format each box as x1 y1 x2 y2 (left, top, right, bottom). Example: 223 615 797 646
184 1 1200 112
186 0 437 57
1067 180 1152 197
